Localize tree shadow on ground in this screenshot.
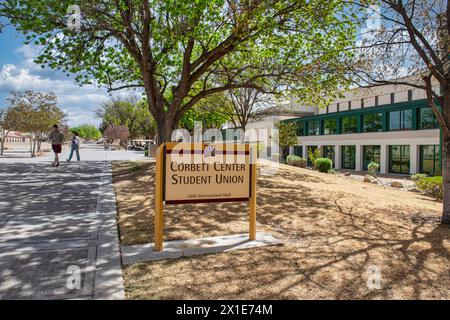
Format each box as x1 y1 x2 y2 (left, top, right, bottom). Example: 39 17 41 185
113 161 450 299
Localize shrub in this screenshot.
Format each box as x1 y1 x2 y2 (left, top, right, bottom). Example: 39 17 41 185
367 161 379 175
144 149 149 157
411 173 428 182
315 158 333 173
307 148 321 168
328 168 336 174
416 176 443 200
286 155 307 167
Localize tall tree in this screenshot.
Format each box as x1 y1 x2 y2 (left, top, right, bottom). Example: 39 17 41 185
349 1 450 224
276 121 298 162
96 95 156 139
0 0 356 143
0 108 23 155
71 124 102 141
7 91 65 157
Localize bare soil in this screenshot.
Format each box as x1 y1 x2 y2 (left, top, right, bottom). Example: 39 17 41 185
112 160 450 300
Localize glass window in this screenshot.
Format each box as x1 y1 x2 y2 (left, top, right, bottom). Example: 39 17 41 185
293 146 303 157
364 113 383 132
296 122 305 136
307 146 318 166
419 108 439 129
420 145 441 176
389 110 412 131
324 119 337 135
308 120 320 136
389 145 410 174
363 145 381 171
322 145 335 167
341 145 356 169
342 116 358 134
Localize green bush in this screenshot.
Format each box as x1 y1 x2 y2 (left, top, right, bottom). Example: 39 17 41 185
315 158 333 173
286 155 307 167
307 148 321 167
416 176 443 200
328 168 336 174
144 149 149 156
367 161 380 175
411 173 428 182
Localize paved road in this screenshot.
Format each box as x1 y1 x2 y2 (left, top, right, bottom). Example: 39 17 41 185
0 145 147 299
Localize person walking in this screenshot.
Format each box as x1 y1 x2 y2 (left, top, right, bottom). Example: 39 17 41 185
66 132 81 163
49 124 64 167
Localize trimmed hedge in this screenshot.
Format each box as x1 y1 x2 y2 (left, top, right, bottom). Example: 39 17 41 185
411 173 428 182
367 161 379 175
416 176 443 200
315 158 333 173
286 155 307 167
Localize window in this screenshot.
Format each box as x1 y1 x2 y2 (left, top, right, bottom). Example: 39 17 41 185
296 121 305 136
364 113 383 132
389 145 410 174
420 145 441 176
419 108 438 129
324 119 337 135
307 146 318 166
293 146 303 158
342 116 358 134
363 146 381 171
341 145 356 169
322 145 335 167
389 110 412 131
308 120 320 136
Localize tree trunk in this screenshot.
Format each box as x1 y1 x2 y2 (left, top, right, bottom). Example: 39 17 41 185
156 121 173 145
442 134 450 224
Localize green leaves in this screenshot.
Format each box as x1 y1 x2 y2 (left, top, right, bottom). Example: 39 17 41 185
1 0 357 134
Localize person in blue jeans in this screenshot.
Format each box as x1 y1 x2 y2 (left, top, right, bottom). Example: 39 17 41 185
66 132 81 162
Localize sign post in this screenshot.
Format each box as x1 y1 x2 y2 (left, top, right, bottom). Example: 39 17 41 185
153 142 256 251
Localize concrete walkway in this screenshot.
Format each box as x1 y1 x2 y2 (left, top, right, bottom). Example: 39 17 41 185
0 145 146 299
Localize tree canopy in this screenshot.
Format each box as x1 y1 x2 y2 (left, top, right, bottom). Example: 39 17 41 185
0 0 356 141
71 124 102 140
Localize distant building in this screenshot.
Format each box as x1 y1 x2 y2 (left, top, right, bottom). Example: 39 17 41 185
282 79 442 175
0 131 29 144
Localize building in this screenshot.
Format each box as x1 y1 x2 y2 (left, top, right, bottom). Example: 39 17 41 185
283 80 442 176
0 131 29 144
221 100 317 158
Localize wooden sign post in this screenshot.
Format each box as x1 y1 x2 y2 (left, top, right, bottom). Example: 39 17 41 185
154 142 257 251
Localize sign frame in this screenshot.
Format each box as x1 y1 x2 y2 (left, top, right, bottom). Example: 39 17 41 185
154 142 257 251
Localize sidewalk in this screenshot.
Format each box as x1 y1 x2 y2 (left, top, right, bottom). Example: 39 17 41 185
0 145 141 299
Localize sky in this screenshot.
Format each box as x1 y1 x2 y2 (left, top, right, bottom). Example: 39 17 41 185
0 22 112 127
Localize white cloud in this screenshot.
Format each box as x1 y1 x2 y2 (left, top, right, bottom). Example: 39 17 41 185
0 44 115 127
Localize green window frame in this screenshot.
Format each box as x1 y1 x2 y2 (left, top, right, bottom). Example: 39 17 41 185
364 112 383 132
419 108 439 130
363 145 381 171
296 121 306 136
420 145 441 176
322 145 335 167
324 119 337 135
341 145 356 169
389 145 410 174
341 116 358 134
308 120 320 136
389 110 412 131
293 146 303 157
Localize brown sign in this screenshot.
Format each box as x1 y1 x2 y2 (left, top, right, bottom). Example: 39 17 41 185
163 142 251 204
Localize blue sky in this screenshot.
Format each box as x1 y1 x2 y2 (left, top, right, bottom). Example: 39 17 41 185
0 23 112 127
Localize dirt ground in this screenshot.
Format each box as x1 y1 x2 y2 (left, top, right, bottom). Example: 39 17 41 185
112 160 450 300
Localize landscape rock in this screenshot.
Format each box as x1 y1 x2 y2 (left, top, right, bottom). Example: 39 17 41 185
391 181 403 188
363 175 374 183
